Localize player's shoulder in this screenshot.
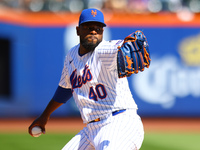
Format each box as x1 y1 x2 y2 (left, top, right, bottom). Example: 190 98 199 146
65 44 79 58
63 44 79 63
68 44 79 54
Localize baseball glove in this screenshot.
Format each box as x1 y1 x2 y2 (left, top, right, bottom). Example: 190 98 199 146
117 30 151 78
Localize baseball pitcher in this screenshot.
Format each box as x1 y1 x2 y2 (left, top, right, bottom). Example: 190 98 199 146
28 8 151 150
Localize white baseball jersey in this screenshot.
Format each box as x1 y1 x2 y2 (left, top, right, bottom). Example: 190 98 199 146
62 109 144 150
59 40 138 123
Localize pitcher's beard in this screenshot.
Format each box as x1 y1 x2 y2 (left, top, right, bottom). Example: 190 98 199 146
80 37 101 52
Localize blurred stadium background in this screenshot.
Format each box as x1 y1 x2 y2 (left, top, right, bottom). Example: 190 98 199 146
1 0 200 13
0 0 200 150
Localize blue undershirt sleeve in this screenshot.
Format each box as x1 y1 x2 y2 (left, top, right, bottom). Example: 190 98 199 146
52 86 72 103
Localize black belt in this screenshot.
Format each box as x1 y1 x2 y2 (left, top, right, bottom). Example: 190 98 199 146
89 109 126 124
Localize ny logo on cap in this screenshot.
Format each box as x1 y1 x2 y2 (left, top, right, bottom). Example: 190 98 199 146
91 10 97 17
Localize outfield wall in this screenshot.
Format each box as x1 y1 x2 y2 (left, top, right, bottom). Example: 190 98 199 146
0 8 200 117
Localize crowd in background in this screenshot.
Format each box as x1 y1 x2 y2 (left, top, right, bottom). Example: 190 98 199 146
0 0 200 13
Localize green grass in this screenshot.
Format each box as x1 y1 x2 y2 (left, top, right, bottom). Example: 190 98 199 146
0 133 74 150
141 132 200 150
0 132 200 150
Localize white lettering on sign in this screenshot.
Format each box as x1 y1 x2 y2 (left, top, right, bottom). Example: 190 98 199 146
132 56 200 108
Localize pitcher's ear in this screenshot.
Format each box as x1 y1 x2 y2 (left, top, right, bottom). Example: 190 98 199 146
76 26 80 36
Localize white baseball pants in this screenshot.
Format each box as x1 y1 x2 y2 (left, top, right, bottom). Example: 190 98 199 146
62 109 144 150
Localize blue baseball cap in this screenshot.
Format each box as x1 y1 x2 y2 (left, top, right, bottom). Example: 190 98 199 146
79 8 106 27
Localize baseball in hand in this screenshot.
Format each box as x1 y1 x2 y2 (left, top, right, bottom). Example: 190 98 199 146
31 126 42 137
